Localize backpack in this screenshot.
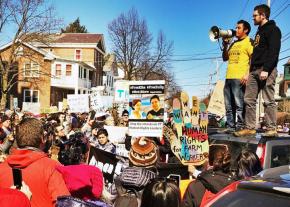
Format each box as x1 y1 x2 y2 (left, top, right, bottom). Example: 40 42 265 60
113 178 140 207
119 167 156 190
56 196 110 207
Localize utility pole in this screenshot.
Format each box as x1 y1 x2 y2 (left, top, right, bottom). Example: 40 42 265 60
267 0 271 7
213 58 222 83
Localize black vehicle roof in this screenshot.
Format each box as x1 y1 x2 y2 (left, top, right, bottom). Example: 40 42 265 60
238 165 290 196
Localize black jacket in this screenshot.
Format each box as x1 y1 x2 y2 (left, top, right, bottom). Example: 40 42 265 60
182 169 237 207
251 20 281 73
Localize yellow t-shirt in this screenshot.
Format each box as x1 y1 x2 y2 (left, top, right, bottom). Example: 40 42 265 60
226 36 253 79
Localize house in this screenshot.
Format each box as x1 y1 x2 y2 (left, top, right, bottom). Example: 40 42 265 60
102 54 117 96
0 33 106 112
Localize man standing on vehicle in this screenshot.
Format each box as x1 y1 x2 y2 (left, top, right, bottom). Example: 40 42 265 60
234 4 281 137
221 20 253 133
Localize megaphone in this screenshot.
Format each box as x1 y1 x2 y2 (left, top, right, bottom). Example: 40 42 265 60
209 26 236 42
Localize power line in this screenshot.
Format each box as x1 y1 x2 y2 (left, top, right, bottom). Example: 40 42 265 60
169 56 222 62
237 0 250 20
272 0 288 16
282 35 290 43
280 56 290 61
280 47 290 54
273 3 290 19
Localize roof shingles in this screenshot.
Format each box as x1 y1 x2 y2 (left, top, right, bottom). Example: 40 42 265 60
55 33 102 43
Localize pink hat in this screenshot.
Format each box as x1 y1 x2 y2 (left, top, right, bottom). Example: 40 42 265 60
56 164 104 200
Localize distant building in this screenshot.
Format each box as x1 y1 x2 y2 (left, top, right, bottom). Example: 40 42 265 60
0 33 106 111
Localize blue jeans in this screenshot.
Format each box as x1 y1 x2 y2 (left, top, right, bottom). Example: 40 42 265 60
224 79 245 129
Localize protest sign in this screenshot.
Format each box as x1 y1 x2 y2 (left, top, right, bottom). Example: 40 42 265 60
88 146 127 183
67 94 89 113
104 125 128 143
168 94 209 166
22 102 40 114
114 80 129 103
128 80 165 137
207 80 225 117
90 93 113 114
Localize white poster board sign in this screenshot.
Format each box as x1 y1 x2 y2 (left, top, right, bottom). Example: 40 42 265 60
67 94 89 113
22 102 40 114
114 80 129 103
104 125 128 143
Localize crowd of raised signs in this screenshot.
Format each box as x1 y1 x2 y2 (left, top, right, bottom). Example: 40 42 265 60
0 106 263 207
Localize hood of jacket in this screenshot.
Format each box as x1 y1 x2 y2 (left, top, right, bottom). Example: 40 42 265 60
197 169 237 193
259 20 276 31
6 148 47 169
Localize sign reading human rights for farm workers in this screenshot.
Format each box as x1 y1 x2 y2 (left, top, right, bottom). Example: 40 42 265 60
164 92 209 166
128 80 165 137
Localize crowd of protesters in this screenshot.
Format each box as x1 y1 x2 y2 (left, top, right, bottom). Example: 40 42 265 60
0 105 263 207
0 2 283 206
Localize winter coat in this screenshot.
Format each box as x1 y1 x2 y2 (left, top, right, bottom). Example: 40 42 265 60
0 148 70 207
0 187 31 207
182 169 237 207
251 20 281 73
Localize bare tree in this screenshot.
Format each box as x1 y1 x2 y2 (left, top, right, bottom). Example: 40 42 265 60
108 8 174 82
0 0 61 110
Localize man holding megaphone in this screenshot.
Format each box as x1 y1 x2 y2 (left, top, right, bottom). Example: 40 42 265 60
220 20 253 133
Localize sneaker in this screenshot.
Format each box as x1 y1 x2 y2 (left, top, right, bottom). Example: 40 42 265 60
263 129 278 137
218 128 235 134
233 129 256 137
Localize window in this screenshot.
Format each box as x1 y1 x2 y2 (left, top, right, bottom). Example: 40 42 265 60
78 66 83 78
66 64 72 76
89 71 93 81
23 89 39 103
75 49 81 60
96 51 103 68
83 68 87 79
24 62 39 77
55 64 61 77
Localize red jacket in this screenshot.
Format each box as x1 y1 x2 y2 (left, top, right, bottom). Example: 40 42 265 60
0 188 31 207
0 148 70 207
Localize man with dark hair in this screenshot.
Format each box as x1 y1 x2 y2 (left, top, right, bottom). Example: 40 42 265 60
0 118 70 207
235 4 281 137
147 95 164 119
118 109 129 127
221 19 253 133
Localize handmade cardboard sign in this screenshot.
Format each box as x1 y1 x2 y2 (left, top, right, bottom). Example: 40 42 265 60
168 94 209 166
181 91 192 129
173 98 182 138
191 96 199 126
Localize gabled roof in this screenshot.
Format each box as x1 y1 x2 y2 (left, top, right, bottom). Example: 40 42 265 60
54 33 102 44
0 40 56 60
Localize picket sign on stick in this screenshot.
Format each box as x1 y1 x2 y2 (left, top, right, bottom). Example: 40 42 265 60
172 98 183 138
168 92 209 166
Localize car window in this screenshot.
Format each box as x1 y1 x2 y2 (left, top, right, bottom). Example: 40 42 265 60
271 145 290 168
211 189 290 207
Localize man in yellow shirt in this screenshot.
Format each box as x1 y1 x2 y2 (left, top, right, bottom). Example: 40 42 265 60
221 20 253 133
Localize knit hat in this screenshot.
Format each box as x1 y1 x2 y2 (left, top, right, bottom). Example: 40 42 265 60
56 164 104 200
129 137 158 168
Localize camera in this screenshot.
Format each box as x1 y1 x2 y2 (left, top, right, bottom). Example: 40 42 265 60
57 131 88 165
